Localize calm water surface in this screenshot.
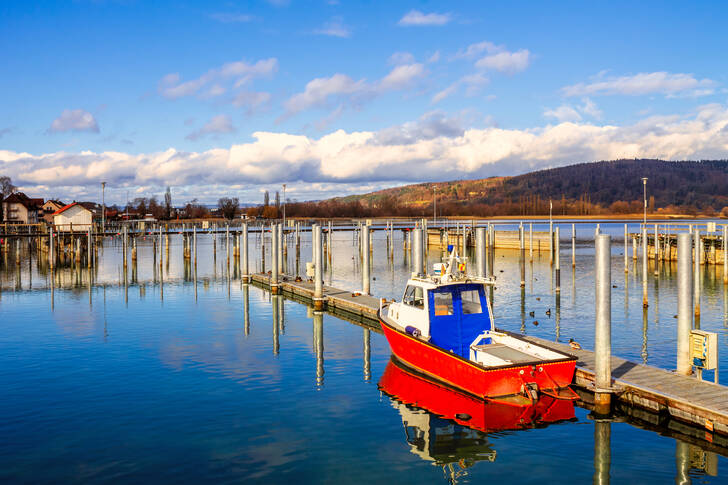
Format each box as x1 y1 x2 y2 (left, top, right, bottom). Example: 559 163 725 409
1 223 727 483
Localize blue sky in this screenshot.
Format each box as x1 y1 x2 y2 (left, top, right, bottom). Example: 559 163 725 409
1 0 728 205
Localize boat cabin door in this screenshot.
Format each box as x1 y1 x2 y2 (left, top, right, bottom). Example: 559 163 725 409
428 284 491 357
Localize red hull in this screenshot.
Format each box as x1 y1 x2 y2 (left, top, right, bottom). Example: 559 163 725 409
380 315 576 399
379 359 575 432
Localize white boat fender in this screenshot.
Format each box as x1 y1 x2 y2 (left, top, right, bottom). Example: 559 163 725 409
405 326 421 337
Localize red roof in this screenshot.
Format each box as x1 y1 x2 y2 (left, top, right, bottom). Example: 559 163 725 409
52 202 84 216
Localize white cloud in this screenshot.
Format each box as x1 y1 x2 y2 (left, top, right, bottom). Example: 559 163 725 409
454 41 500 60
389 51 415 65
158 58 278 100
232 91 272 115
428 51 441 63
10 104 728 200
580 98 603 119
398 10 451 26
49 109 99 133
543 105 582 122
185 114 236 141
283 63 426 118
562 71 716 97
313 16 351 37
475 49 531 73
432 73 489 103
378 63 426 91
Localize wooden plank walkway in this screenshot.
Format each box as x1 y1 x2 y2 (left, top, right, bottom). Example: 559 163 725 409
249 272 728 436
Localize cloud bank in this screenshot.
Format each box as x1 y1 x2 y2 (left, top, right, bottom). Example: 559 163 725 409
5 104 728 202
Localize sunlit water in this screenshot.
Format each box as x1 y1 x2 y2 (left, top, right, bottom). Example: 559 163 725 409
1 222 727 483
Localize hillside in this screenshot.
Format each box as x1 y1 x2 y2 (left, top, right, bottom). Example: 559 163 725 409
324 159 728 217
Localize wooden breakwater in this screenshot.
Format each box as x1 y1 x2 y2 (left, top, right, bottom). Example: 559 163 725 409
249 271 728 439
427 228 552 250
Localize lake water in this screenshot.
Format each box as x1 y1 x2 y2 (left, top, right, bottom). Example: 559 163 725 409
1 222 727 483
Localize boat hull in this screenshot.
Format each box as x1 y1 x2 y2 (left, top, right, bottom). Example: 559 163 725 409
379 313 576 399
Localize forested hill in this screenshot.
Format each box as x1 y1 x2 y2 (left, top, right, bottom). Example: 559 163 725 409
328 159 728 217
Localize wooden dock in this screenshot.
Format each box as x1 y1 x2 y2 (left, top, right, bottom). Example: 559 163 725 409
250 271 728 438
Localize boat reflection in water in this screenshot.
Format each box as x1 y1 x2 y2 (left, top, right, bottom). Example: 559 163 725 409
378 358 576 482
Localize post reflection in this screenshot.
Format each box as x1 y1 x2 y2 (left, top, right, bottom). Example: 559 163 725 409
593 419 611 485
642 307 649 364
313 310 324 387
363 328 371 381
272 294 280 355
243 284 250 336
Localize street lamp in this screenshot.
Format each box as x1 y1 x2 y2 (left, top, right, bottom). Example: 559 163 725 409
433 186 437 227
101 181 106 234
642 177 648 227
282 183 286 228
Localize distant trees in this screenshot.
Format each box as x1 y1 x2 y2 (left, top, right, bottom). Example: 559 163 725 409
263 190 270 207
183 199 209 219
218 197 239 220
0 175 16 222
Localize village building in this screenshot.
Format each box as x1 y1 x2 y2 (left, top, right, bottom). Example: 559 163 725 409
41 200 65 223
52 202 94 231
2 192 43 224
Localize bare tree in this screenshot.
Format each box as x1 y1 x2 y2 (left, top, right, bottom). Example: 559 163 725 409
0 175 15 222
164 186 172 219
263 190 270 207
218 197 239 220
275 191 280 209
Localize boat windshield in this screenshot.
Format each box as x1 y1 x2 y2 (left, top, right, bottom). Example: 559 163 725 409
428 284 491 357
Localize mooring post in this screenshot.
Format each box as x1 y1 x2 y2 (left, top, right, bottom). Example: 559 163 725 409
694 229 701 316
632 235 637 261
529 223 533 262
571 223 576 268
476 227 486 278
624 224 628 273
193 226 197 263
241 223 249 282
123 225 128 269
49 229 54 270
654 223 659 276
520 225 525 288
555 226 560 293
412 227 422 277
278 222 284 274
549 220 553 266
131 235 137 262
362 224 370 294
271 224 279 294
677 232 693 376
723 225 727 284
87 228 92 268
595 233 612 413
642 226 648 307
313 224 324 309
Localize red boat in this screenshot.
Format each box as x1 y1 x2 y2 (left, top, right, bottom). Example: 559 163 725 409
379 251 577 401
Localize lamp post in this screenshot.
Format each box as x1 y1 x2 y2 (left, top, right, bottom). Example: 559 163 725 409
642 177 648 227
282 183 286 229
433 186 437 227
101 181 106 234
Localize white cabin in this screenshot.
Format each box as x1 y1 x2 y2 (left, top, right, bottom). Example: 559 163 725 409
53 203 93 231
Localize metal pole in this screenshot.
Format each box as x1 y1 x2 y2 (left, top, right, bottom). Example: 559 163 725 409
49 229 54 270
476 227 486 278
694 229 701 316
101 181 106 235
642 226 648 307
677 233 692 376
313 224 324 309
242 223 249 282
654 223 660 276
624 224 628 273
529 223 533 262
278 222 284 274
555 226 560 293
362 224 370 294
193 225 197 263
595 234 612 412
520 225 525 287
572 223 576 268
271 224 279 293
724 225 727 284
412 228 423 277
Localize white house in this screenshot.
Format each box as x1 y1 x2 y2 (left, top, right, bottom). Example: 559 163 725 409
53 202 93 231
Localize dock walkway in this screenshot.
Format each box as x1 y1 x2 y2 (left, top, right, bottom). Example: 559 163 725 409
250 272 728 437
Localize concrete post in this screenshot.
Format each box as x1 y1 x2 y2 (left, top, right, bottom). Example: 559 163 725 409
595 234 612 411
632 236 637 261
677 233 693 376
694 229 701 316
313 224 324 309
555 226 560 293
624 224 628 273
476 227 486 278
271 224 279 293
520 225 525 287
654 224 660 276
362 224 370 294
724 225 727 284
242 223 249 282
412 228 423 277
529 223 533 262
278 222 284 274
642 227 648 307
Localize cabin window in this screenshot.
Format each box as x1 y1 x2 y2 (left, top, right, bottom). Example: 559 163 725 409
403 285 424 308
461 289 483 314
432 291 454 316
